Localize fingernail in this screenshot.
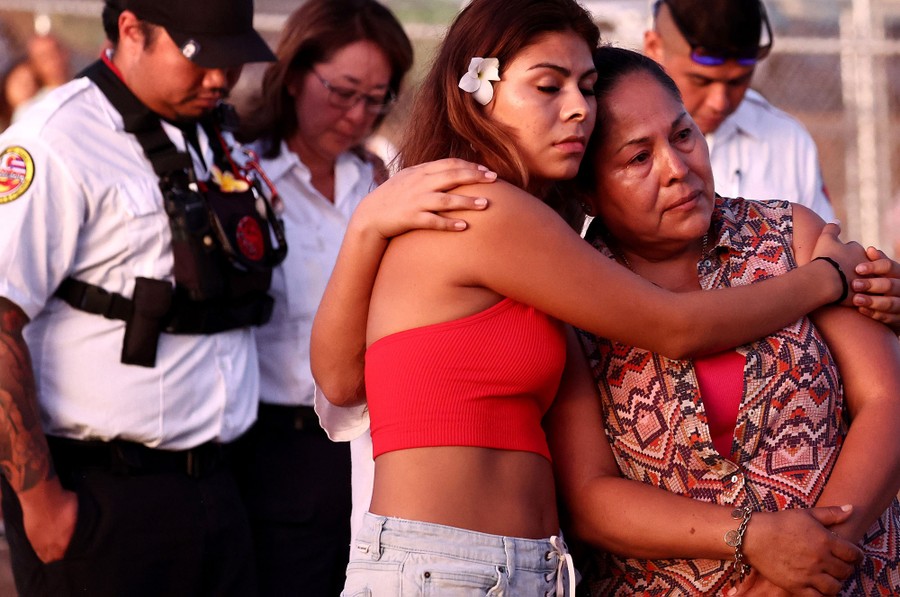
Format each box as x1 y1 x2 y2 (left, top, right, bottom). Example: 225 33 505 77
477 164 489 171
726 588 737 596
852 295 865 306
841 504 852 512
483 171 497 180
454 221 467 230
852 280 865 291
474 198 488 207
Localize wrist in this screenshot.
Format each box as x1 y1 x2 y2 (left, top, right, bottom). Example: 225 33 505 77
346 211 391 246
18 476 68 517
724 506 754 584
813 256 849 305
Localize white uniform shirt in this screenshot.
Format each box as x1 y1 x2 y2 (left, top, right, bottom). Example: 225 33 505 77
253 142 376 408
253 142 376 548
706 89 835 222
0 77 258 450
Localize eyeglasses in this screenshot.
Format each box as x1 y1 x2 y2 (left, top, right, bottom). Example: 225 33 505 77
654 0 773 67
312 71 396 115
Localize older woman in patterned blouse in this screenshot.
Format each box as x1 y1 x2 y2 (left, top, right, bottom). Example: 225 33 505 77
547 47 900 596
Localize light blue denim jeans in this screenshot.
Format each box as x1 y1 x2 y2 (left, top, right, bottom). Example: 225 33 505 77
341 512 577 596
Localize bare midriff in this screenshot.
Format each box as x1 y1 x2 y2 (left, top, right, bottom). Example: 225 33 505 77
370 446 559 539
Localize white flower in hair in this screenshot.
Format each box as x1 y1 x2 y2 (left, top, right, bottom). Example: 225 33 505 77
458 57 500 105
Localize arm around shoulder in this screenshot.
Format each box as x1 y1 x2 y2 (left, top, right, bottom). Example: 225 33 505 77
309 159 495 406
459 188 847 359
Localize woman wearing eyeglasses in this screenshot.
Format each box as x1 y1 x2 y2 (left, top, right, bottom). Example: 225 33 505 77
231 1 494 594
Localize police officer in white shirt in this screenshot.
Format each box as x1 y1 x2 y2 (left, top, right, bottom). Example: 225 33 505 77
644 0 836 222
0 0 281 594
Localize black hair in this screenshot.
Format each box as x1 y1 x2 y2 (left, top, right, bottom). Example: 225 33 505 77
575 46 683 195
102 1 122 44
654 0 764 55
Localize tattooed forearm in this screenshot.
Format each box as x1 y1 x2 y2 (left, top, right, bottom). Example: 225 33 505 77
0 298 54 493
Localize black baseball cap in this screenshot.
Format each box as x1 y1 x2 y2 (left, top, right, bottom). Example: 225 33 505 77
121 0 276 68
654 0 772 66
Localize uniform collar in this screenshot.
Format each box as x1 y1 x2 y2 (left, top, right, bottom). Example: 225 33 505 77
263 141 368 176
259 140 372 207
705 89 766 149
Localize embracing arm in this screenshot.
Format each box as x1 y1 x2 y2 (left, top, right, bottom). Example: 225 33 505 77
461 182 859 359
309 160 496 406
0 297 77 562
547 327 861 595
309 217 386 408
793 207 900 542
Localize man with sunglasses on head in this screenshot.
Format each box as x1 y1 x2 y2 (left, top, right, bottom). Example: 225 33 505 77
645 0 835 221
643 0 900 330
0 0 285 594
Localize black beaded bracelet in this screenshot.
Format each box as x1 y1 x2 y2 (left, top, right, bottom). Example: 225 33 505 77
814 256 849 305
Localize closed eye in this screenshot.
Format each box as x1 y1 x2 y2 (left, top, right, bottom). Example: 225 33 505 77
629 152 650 165
674 128 692 142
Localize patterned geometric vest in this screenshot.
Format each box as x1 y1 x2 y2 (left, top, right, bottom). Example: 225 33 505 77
577 197 900 596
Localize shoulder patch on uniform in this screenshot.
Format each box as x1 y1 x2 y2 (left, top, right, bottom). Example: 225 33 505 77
0 146 34 204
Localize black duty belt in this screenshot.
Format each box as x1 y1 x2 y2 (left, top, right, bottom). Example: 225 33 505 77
55 278 273 335
47 435 224 479
256 403 322 433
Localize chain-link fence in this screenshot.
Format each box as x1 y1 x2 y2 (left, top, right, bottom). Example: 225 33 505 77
1 0 897 252
748 0 899 255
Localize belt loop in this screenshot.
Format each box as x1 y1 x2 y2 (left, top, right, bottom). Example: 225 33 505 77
187 450 197 478
110 441 139 475
503 536 515 583
370 516 386 561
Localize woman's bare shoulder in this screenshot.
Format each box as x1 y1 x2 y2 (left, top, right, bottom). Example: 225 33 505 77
791 203 827 265
451 179 540 204
449 180 568 227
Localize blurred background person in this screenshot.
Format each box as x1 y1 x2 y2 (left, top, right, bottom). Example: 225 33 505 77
5 32 71 124
233 1 413 594
644 0 835 222
0 57 39 129
26 33 71 92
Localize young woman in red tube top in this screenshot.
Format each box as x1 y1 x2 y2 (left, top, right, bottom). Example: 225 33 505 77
308 0 875 594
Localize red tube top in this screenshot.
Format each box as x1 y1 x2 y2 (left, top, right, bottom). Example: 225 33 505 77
365 298 566 461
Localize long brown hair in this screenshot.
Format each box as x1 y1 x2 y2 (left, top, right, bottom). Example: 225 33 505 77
398 0 599 192
240 0 413 157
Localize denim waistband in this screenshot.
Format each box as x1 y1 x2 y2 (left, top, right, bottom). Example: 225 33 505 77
354 512 577 594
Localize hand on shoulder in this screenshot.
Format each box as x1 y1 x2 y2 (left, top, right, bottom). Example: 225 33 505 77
350 158 496 240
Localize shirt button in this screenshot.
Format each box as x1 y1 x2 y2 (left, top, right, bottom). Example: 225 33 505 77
730 474 740 483
703 259 712 267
